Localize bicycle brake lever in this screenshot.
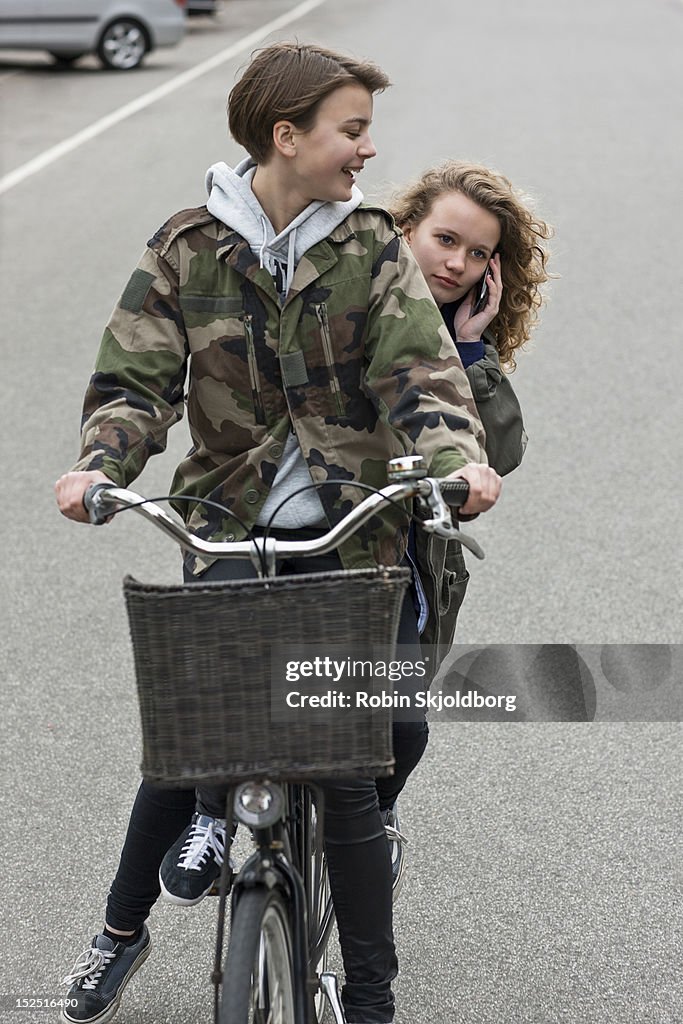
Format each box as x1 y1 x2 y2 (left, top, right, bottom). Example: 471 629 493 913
418 480 485 560
423 521 485 560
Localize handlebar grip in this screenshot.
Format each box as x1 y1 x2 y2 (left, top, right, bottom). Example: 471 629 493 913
438 478 470 509
83 483 114 525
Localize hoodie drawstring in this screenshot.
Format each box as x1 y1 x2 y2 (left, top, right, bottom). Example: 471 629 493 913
284 229 297 298
258 213 297 302
258 215 269 270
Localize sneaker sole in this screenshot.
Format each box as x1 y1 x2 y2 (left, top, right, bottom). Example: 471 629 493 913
159 875 216 907
59 936 152 1024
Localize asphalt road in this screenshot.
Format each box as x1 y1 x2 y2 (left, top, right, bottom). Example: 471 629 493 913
1 0 682 1022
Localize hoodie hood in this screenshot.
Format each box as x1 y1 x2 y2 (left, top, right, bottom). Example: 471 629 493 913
205 157 363 299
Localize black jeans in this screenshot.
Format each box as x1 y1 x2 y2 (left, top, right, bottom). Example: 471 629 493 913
106 545 428 1023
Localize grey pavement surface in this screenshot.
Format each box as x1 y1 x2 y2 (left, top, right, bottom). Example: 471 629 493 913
1 0 682 1021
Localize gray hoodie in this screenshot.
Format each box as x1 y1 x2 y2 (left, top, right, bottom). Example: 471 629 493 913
205 158 364 529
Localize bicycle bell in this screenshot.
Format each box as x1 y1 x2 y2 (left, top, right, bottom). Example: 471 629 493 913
387 455 427 481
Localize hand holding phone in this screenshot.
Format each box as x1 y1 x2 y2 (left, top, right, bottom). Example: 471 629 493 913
454 253 502 342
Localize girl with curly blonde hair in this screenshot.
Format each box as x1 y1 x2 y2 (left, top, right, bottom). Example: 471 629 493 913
389 159 552 373
389 161 553 660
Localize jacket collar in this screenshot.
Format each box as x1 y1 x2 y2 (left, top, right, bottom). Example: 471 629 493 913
214 219 357 302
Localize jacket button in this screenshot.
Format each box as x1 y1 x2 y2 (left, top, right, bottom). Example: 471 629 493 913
269 443 283 459
225 533 236 542
244 489 260 504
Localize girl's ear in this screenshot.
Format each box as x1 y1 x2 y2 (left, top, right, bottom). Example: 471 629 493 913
272 120 297 158
402 224 413 243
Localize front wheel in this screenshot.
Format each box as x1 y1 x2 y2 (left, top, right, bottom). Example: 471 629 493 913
96 19 149 70
220 888 296 1024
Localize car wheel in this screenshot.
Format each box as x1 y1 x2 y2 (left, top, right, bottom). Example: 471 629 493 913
96 19 149 70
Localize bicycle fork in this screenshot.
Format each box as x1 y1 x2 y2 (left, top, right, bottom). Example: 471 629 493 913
215 781 350 1024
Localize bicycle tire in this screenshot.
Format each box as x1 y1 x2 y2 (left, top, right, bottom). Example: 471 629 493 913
303 793 334 1023
220 888 296 1024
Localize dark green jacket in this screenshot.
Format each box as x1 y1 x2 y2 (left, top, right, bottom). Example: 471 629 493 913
417 337 526 672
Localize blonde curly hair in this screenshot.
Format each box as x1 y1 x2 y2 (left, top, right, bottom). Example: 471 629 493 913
388 161 553 370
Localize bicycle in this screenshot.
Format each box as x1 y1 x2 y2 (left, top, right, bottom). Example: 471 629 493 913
83 454 483 1024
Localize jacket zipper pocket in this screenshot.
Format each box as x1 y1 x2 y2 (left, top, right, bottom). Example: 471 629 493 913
315 303 345 416
243 314 266 425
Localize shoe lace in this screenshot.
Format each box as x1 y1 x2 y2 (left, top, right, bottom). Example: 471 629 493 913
178 818 225 871
61 945 116 990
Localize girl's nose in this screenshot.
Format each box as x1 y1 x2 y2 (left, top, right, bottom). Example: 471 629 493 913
358 133 377 159
445 248 466 272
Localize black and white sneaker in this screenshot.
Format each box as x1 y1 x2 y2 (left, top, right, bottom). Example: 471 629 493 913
382 802 408 902
59 925 151 1023
159 812 228 906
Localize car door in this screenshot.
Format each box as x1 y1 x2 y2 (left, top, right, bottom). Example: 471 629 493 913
0 0 44 48
34 0 103 51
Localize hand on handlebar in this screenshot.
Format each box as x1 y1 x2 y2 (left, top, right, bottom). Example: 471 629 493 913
448 463 501 516
54 470 114 523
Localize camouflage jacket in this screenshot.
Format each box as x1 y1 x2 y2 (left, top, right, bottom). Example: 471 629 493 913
73 205 487 572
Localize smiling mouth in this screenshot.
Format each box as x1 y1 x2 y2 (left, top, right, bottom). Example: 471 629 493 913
342 166 363 179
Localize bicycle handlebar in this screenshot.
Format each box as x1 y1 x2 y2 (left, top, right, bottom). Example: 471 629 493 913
84 460 484 574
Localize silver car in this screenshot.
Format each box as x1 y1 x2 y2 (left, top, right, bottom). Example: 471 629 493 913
0 0 186 70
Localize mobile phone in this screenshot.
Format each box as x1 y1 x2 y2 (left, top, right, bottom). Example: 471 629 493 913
471 261 491 316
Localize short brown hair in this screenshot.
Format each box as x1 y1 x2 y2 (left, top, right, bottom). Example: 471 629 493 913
228 42 390 164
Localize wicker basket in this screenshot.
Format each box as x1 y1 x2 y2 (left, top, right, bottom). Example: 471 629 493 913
123 567 411 786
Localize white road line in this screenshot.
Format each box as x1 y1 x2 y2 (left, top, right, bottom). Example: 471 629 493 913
0 0 329 196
